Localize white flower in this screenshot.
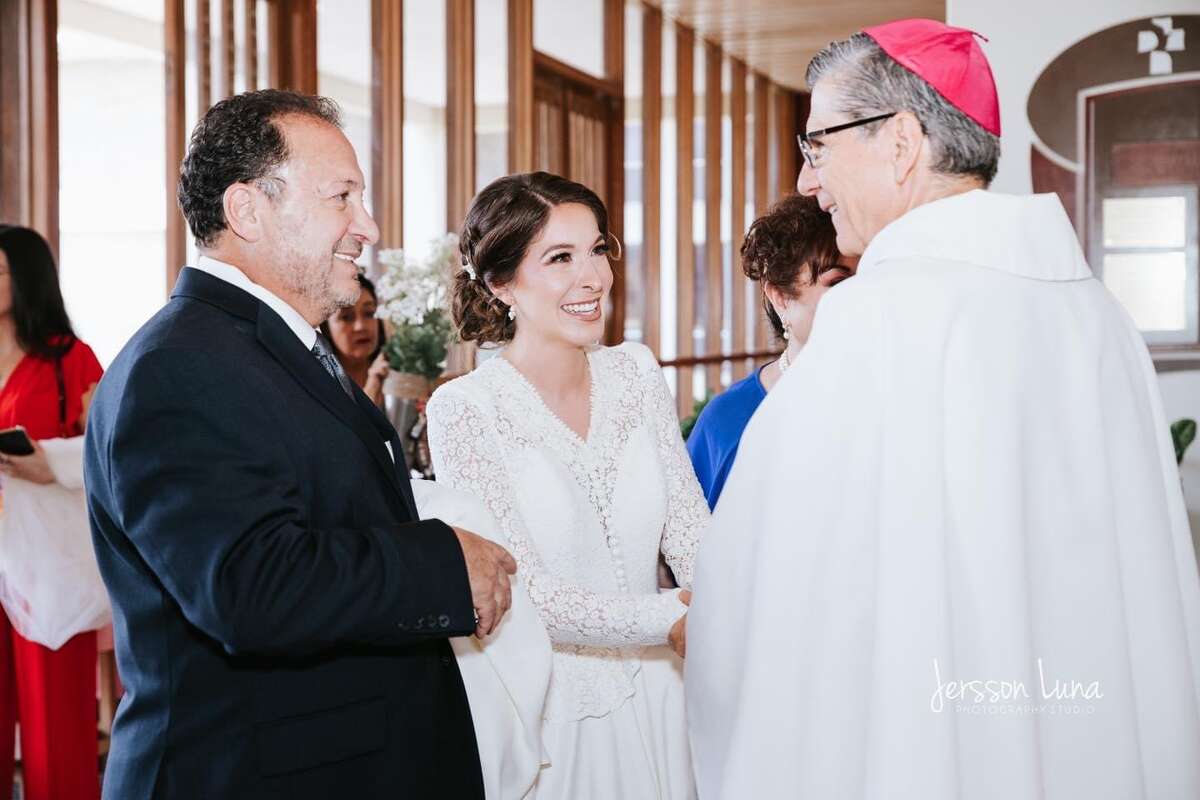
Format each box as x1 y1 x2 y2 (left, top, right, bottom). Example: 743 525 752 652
374 234 459 327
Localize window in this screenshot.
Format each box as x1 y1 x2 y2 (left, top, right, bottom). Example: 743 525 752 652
1099 188 1198 344
403 0 448 259
1085 80 1200 353
58 0 166 366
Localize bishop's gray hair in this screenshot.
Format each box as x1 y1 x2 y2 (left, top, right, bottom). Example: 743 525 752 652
805 33 1000 185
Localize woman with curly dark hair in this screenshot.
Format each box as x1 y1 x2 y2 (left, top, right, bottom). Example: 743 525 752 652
686 194 857 508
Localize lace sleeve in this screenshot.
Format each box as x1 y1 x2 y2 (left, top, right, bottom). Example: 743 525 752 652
643 358 710 589
427 385 687 647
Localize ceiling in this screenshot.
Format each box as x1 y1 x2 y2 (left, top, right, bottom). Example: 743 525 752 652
646 0 946 91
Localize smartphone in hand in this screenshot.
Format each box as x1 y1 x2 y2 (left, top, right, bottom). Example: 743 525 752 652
0 426 35 456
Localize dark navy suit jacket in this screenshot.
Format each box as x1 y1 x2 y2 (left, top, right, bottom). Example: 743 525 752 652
85 268 483 799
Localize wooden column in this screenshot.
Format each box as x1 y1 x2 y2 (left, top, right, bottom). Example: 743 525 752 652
774 84 796 199
197 0 211 113
603 0 625 345
641 6 662 358
729 58 747 380
166 0 187 290
795 90 811 137
753 74 769 216
220 0 235 100
675 25 695 417
0 0 58 254
372 0 404 248
268 0 317 93
28 0 56 252
0 0 20 227
244 0 259 90
508 0 534 173
752 72 770 353
447 0 476 232
703 40 722 393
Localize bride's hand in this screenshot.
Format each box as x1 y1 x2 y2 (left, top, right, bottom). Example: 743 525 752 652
669 590 691 658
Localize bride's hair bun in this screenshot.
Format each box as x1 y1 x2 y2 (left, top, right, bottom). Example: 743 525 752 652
452 172 613 345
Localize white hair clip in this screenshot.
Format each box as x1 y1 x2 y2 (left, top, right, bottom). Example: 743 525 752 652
463 262 477 281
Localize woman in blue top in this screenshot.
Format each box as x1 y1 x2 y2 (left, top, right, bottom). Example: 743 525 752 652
687 194 857 508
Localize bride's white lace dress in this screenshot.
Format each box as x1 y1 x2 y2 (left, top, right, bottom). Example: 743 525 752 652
427 341 707 799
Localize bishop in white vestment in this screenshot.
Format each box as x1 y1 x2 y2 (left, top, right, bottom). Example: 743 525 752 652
686 19 1200 800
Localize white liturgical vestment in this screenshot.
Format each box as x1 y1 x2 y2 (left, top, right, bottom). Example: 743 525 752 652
687 190 1200 800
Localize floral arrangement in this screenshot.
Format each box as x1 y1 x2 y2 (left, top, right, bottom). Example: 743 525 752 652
374 233 458 382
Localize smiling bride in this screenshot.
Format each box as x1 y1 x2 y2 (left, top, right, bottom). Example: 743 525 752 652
426 172 707 799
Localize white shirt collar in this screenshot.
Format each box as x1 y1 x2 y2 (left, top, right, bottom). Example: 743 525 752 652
193 255 319 350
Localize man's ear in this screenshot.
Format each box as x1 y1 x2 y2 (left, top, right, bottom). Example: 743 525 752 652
889 111 924 185
223 183 263 243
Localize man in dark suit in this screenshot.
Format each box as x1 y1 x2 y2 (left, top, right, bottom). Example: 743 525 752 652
84 90 516 799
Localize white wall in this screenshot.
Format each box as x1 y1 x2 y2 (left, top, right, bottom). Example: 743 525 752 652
949 0 1200 558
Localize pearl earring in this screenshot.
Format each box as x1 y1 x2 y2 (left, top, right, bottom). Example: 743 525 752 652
782 321 792 340
508 306 516 321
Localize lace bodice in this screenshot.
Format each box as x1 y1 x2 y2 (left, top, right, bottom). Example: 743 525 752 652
426 342 709 719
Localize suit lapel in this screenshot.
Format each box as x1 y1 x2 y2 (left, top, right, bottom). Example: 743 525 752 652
255 310 413 508
173 268 415 513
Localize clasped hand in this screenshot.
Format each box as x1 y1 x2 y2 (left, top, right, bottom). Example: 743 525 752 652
453 526 518 638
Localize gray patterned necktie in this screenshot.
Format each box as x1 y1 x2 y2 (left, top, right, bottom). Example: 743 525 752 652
311 332 356 399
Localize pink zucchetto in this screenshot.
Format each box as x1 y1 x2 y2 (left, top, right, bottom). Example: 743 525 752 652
862 18 1001 137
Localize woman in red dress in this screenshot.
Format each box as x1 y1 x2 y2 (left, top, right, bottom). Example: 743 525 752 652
0 225 103 800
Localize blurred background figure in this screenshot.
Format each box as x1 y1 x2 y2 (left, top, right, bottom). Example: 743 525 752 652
0 224 104 800
686 195 857 509
321 273 389 408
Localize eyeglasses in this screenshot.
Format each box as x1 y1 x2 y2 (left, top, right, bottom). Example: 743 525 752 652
797 112 897 168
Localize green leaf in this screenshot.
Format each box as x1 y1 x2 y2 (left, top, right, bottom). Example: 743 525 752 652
1172 418 1197 465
